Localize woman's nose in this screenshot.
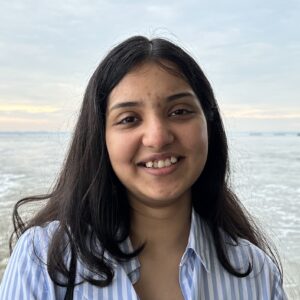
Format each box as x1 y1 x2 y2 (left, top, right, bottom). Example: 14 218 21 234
142 119 174 149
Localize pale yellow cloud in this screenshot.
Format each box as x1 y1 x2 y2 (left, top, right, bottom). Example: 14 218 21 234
0 104 60 113
0 116 69 131
0 116 48 124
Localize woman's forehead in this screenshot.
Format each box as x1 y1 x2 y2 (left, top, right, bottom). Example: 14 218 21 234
128 59 186 79
109 61 190 98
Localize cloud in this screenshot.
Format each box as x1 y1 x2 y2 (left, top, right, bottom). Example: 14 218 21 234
0 1 299 131
0 116 49 124
0 104 60 114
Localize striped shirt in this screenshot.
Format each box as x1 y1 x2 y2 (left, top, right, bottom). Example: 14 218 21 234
0 209 287 299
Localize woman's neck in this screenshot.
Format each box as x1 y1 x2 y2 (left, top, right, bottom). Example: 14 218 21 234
129 197 192 258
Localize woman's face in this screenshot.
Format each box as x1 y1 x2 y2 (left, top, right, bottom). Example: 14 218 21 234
105 61 208 208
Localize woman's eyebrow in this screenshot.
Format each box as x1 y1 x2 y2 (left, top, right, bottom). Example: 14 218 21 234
109 100 142 112
166 91 195 101
108 92 196 112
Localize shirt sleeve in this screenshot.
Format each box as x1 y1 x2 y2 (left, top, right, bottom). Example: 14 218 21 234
271 262 288 300
0 228 51 300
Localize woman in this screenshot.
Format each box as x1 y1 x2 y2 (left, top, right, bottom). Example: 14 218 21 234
0 36 287 299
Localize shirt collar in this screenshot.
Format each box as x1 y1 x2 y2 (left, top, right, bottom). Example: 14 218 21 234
119 237 141 284
183 208 212 272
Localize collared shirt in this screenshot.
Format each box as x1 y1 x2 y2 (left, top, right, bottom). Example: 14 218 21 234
0 210 287 299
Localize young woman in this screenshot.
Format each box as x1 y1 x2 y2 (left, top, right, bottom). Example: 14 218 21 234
0 36 287 299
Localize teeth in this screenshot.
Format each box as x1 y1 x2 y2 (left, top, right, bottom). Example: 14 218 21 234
157 160 164 168
144 156 179 169
171 156 177 164
165 158 171 167
145 161 153 168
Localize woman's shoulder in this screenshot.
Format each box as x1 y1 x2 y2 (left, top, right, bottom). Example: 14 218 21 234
23 220 60 237
16 221 60 257
18 220 60 239
194 211 281 276
222 234 282 281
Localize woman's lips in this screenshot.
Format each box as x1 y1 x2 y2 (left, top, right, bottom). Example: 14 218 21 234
138 154 183 165
143 156 178 168
138 157 183 176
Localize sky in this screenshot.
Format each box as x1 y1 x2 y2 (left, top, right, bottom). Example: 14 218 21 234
0 0 299 132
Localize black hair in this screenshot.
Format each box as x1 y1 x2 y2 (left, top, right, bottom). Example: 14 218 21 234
10 35 282 291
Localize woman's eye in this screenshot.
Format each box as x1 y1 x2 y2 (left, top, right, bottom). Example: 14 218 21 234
170 109 193 116
117 116 139 125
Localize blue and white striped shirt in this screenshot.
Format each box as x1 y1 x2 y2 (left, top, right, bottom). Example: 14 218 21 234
0 210 287 299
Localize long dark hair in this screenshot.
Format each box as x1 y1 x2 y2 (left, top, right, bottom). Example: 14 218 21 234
10 36 282 289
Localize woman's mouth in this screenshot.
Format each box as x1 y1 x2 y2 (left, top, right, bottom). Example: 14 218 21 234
139 156 181 169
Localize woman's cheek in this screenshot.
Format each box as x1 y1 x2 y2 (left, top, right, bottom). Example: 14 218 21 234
107 132 137 166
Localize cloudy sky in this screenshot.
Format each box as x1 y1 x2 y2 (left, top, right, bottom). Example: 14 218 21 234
0 0 299 132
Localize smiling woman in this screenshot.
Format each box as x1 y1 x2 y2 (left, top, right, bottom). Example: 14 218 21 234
106 61 208 208
0 36 287 299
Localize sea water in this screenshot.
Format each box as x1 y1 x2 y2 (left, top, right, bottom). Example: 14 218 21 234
0 131 299 298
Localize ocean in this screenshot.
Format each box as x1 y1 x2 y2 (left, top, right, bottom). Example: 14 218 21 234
0 131 299 298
